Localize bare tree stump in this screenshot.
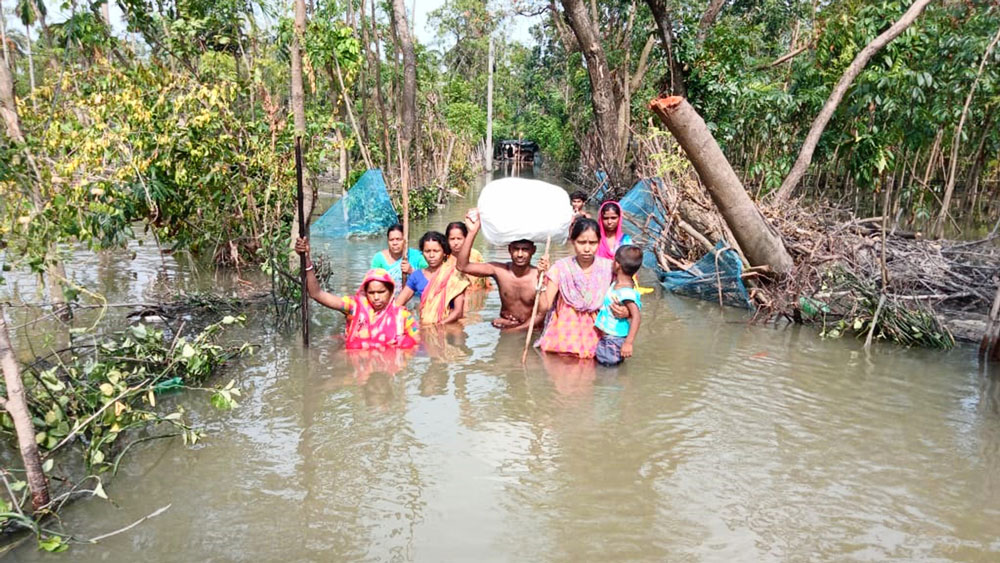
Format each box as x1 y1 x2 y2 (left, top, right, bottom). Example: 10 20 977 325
981 282 1000 363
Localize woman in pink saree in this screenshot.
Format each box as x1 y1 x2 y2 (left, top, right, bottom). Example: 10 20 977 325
295 237 419 350
535 218 615 359
596 201 634 260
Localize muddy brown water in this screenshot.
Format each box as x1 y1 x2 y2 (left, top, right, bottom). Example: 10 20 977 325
4 172 1000 561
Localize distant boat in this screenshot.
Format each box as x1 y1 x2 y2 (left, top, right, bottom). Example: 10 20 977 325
495 139 539 163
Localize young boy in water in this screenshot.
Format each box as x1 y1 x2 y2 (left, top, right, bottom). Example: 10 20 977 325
570 190 591 219
594 245 643 366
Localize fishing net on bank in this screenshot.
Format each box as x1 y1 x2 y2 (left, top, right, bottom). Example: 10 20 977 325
591 171 611 203
620 178 667 269
617 177 753 308
311 169 398 238
659 242 753 308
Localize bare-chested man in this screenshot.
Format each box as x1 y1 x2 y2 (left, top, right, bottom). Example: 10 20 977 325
455 208 546 332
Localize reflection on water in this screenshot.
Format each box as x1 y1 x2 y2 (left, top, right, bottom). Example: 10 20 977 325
5 172 1000 561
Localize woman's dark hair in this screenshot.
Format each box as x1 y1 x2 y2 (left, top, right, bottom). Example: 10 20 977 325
419 231 451 255
570 218 600 241
446 221 468 237
386 223 404 237
600 202 622 217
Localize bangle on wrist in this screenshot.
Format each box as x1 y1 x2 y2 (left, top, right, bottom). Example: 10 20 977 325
305 263 314 271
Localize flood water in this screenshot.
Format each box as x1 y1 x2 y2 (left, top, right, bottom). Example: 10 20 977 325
5 171 1000 561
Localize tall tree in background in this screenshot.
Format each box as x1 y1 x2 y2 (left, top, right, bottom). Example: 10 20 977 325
554 0 657 194
773 0 935 203
559 0 623 190
390 0 417 182
289 0 311 261
645 0 687 97
15 0 44 103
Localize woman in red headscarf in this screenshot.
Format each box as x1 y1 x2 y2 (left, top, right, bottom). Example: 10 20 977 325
596 201 633 260
295 238 419 350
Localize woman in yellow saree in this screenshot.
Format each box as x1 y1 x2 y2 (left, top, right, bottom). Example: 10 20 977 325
394 231 470 325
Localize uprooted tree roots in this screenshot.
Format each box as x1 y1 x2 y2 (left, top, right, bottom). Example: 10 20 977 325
629 170 999 350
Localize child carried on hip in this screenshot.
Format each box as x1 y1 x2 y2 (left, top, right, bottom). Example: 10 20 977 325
594 245 643 366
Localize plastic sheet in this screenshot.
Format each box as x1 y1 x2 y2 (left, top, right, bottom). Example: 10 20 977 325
477 178 574 245
311 169 398 238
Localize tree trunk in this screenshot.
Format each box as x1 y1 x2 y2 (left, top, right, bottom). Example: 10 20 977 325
330 53 373 171
982 281 1000 363
650 96 794 276
560 0 625 192
390 0 417 164
485 34 494 171
289 0 312 266
697 0 726 43
965 116 991 216
0 307 51 512
25 24 35 110
363 0 393 178
773 0 934 203
934 25 1000 239
1 0 11 68
3 53 70 319
645 0 687 97
0 53 19 140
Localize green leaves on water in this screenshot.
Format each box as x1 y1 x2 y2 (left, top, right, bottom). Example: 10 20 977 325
210 379 241 411
813 270 955 349
3 317 252 478
37 535 69 553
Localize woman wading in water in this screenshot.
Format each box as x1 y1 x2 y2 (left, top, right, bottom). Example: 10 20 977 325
295 237 419 350
536 218 617 359
395 231 470 325
370 224 427 296
446 221 491 291
596 201 633 260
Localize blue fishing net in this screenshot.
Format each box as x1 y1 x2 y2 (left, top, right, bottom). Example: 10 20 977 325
660 241 752 309
617 178 753 309
619 178 667 270
311 169 398 238
591 170 610 203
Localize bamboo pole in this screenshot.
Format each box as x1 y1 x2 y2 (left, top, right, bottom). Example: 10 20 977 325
522 236 551 363
296 137 309 348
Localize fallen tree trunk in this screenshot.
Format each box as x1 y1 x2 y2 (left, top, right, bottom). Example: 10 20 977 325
649 96 794 276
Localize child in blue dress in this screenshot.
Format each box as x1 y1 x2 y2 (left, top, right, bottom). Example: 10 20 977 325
594 245 643 366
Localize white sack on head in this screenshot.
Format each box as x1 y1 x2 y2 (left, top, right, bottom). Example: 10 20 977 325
477 178 574 245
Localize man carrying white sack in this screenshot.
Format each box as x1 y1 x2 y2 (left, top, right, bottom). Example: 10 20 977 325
456 209 545 331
